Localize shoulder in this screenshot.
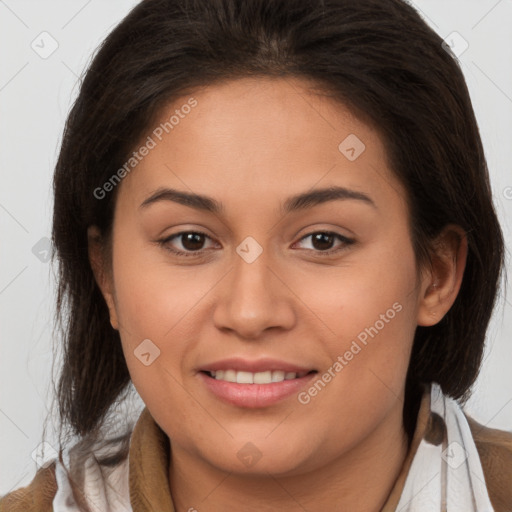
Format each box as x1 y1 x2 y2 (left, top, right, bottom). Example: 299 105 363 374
0 423 134 512
466 414 512 512
0 462 57 512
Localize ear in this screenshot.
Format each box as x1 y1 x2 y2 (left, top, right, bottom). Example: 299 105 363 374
417 224 468 326
87 226 119 330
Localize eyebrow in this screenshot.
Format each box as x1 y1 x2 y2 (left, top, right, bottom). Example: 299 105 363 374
139 185 376 214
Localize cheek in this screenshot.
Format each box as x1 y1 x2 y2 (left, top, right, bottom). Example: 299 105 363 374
110 226 201 339
108 235 190 386
293 282 417 455
309 239 418 345
110 249 204 428
305 238 419 400
109 232 224 412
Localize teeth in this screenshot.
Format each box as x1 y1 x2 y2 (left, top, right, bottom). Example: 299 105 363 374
236 371 253 384
210 369 303 384
271 370 285 382
253 371 272 384
224 369 237 382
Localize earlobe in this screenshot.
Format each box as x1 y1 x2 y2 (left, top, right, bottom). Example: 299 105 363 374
87 226 119 330
417 225 468 327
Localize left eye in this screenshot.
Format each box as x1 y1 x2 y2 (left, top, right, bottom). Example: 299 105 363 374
294 231 354 253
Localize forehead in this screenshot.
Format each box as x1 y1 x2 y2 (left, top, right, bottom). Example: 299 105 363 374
117 76 406 215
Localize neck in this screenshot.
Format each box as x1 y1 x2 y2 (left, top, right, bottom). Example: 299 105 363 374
168 402 410 512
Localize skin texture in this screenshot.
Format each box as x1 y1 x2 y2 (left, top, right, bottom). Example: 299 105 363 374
89 77 467 512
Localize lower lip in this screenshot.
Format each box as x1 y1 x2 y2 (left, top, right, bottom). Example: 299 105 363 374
199 372 317 408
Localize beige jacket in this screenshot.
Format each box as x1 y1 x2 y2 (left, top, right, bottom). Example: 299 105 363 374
1 390 511 511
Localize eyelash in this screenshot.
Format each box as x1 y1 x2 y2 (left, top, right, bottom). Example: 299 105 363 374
157 230 355 258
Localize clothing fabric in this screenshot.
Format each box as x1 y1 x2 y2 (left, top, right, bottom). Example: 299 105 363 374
1 382 511 512
394 383 495 511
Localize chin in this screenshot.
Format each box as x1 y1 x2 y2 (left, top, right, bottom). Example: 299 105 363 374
198 435 316 477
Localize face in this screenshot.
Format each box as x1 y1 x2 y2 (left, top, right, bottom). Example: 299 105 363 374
92 77 440 476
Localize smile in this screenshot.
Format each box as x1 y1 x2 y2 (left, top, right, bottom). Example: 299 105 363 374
198 360 318 408
206 369 312 384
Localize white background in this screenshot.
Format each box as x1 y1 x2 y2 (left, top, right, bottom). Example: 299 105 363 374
1 0 511 495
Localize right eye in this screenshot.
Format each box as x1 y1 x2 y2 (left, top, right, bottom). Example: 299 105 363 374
158 231 217 257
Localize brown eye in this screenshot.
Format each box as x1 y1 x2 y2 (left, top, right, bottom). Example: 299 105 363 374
295 231 355 255
159 231 215 257
311 232 336 251
180 232 207 251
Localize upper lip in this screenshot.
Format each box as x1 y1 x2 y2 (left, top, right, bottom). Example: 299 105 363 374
199 357 316 374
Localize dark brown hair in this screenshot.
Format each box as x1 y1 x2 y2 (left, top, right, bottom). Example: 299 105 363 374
50 0 505 450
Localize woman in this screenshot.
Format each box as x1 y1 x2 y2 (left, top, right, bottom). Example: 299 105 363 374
1 0 511 510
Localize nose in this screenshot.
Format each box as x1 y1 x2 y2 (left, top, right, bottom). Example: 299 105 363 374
212 248 296 340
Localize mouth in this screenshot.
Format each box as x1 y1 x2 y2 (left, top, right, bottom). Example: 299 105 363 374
197 360 318 408
201 369 316 384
